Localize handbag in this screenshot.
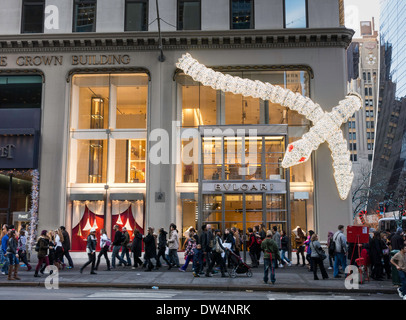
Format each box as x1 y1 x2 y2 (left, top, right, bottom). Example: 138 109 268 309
311 241 327 260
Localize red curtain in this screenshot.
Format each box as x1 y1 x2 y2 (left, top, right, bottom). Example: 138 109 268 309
111 205 144 243
71 206 104 252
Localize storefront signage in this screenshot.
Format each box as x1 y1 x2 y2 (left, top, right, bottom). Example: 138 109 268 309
0 144 15 159
202 182 286 193
0 54 131 67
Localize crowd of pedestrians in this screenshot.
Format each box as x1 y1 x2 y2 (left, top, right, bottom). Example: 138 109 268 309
2 221 406 298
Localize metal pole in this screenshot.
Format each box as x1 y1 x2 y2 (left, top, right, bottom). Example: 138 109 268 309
156 0 165 62
6 175 12 225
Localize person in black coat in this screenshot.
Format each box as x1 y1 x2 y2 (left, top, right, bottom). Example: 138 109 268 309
156 228 171 269
369 231 384 281
131 229 143 268
143 227 158 271
80 229 97 275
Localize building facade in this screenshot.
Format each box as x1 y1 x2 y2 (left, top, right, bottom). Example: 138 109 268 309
0 0 353 253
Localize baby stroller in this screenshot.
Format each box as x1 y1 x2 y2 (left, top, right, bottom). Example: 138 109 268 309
228 250 253 278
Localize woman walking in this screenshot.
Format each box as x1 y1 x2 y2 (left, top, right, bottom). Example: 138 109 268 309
34 230 50 278
294 227 306 266
156 228 171 268
327 231 335 270
280 230 292 266
17 230 32 271
131 229 143 269
179 228 197 272
54 228 64 270
310 234 329 280
143 227 158 271
80 228 97 275
95 229 111 271
6 230 20 280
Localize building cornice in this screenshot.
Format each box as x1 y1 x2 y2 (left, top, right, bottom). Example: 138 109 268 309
0 27 354 53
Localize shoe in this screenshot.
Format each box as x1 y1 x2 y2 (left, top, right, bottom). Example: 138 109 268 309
288 263 292 267
278 264 283 268
178 268 185 272
27 265 32 271
403 295 406 300
263 281 268 284
221 274 227 278
34 273 41 278
328 267 332 270
314 277 319 280
323 276 329 280
334 275 341 278
205 273 212 277
193 272 200 277
397 288 404 298
90 271 97 275
132 267 136 270
145 269 152 272
80 268 83 274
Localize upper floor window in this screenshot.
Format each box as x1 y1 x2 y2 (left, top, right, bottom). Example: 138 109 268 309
230 0 254 30
125 0 148 31
284 0 308 29
177 0 201 30
21 0 45 33
73 0 96 32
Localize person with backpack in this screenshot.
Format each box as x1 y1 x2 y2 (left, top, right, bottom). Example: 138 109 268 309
95 229 111 271
261 230 280 285
34 230 50 278
333 225 348 278
205 229 228 278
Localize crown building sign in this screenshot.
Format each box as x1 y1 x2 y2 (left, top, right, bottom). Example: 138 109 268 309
0 54 131 67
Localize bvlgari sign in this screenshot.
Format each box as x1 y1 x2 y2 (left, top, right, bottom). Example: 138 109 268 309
202 182 286 193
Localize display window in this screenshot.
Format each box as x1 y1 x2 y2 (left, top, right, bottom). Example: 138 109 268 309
111 200 144 241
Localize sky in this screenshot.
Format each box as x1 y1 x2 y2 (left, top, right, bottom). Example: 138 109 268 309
344 0 380 38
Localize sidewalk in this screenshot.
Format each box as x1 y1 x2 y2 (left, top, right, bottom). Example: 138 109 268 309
0 255 397 294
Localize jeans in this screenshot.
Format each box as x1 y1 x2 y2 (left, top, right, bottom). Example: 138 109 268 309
7 253 17 265
111 245 127 268
62 249 74 268
120 246 131 266
168 249 180 267
398 270 406 295
263 258 276 284
35 256 49 273
2 253 9 274
281 250 291 264
180 255 193 271
334 252 347 277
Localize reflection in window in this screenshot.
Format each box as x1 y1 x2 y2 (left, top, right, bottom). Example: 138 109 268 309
73 0 96 32
284 0 307 29
178 0 201 30
230 0 254 30
125 0 148 31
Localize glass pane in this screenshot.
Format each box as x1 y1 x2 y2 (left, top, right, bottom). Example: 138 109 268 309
265 163 284 180
245 194 262 211
225 164 243 180
202 211 222 222
74 2 96 32
225 93 260 125
181 138 199 183
182 200 197 235
224 137 242 165
231 0 253 29
245 137 262 163
202 194 222 210
125 1 147 31
266 194 286 209
203 165 222 180
265 137 285 154
267 211 287 222
178 1 200 30
182 84 217 127
285 0 307 28
203 138 222 164
244 164 262 180
73 75 109 129
113 74 148 129
0 175 10 209
73 139 107 183
22 4 44 33
0 76 42 109
114 139 146 183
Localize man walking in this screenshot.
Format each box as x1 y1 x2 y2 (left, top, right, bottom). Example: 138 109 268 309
60 226 74 269
119 227 131 267
261 230 280 285
111 225 128 269
390 244 406 300
272 226 282 267
333 225 347 278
